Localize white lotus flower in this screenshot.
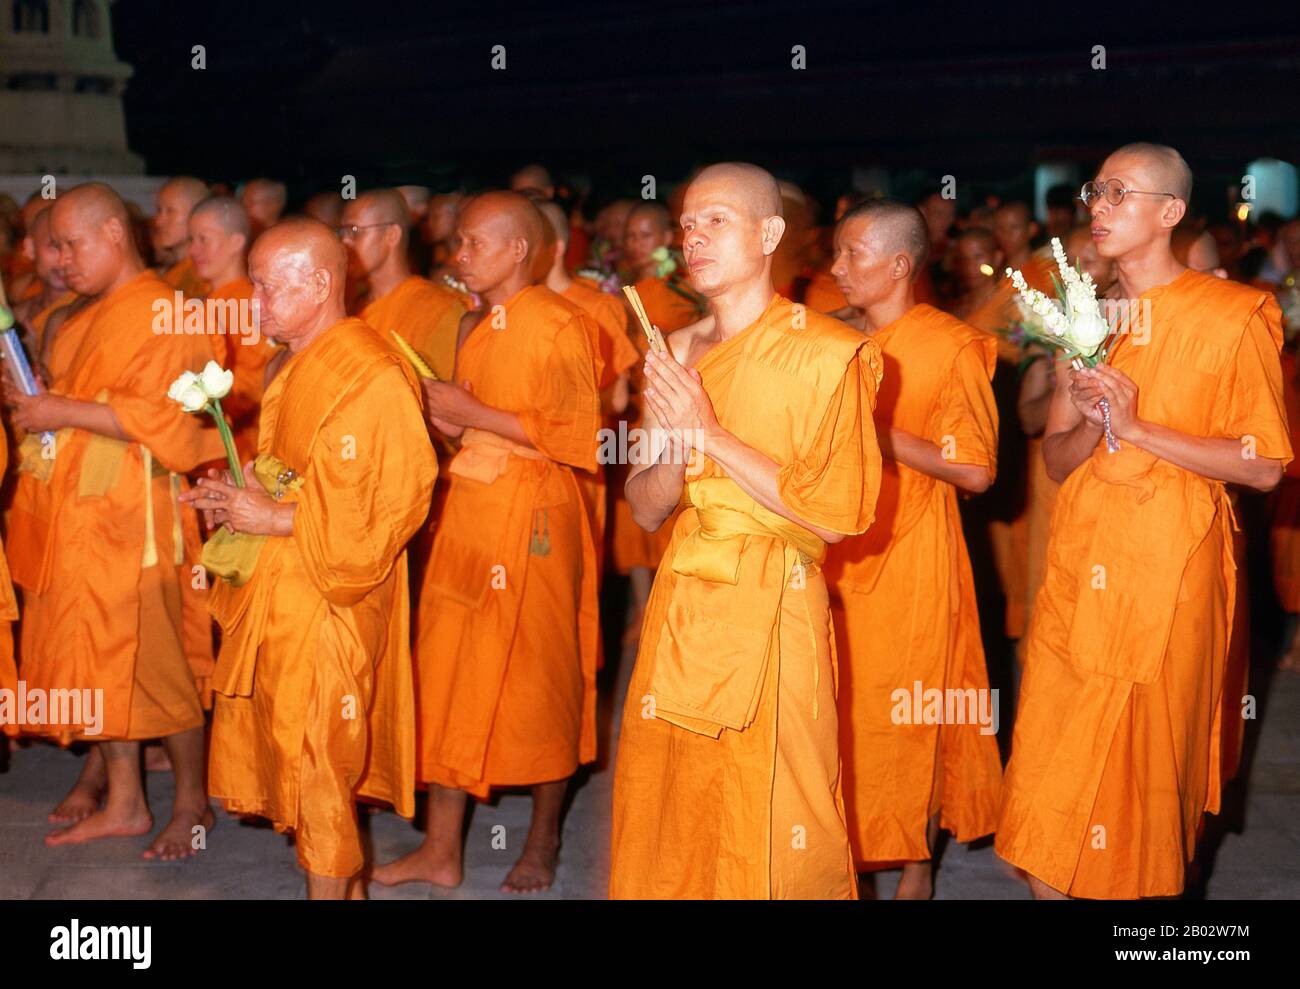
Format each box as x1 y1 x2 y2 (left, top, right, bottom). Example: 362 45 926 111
167 370 208 413
199 360 234 400
1070 310 1109 355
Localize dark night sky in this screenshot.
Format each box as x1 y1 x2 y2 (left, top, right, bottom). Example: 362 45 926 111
108 0 1300 214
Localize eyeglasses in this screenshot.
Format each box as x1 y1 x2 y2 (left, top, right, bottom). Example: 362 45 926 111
1079 179 1176 208
336 222 397 239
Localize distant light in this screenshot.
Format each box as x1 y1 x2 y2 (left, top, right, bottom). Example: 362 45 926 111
979 263 995 276
1236 203 1252 222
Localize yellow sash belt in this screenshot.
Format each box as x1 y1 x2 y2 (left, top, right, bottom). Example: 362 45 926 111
200 454 304 587
447 427 547 486
650 476 825 737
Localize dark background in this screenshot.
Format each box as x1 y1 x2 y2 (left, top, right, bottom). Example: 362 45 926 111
111 0 1300 217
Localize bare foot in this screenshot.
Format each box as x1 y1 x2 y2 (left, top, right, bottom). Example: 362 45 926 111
45 806 152 847
894 862 934 900
48 783 103 825
369 846 462 888
143 745 173 772
142 805 214 861
501 842 558 894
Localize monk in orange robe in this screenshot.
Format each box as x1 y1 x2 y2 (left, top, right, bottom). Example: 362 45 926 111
996 143 1291 899
372 191 600 894
5 183 224 858
1015 225 1117 665
822 200 1002 899
537 200 638 576
183 219 434 899
341 188 466 382
11 205 75 368
612 202 707 633
610 163 883 899
239 178 287 240
152 176 210 298
188 195 274 461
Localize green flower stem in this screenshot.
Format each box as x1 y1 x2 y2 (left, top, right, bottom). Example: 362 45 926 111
208 397 245 487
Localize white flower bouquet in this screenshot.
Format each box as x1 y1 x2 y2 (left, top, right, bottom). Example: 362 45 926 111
167 361 243 485
1007 238 1120 452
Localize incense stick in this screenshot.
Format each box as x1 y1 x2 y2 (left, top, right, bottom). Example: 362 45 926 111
621 285 667 355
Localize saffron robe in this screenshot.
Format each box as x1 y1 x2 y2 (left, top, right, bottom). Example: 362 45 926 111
203 277 274 461
206 318 435 878
415 286 601 798
610 293 884 899
359 274 466 383
7 270 223 742
996 271 1292 898
161 256 208 300
825 304 1003 864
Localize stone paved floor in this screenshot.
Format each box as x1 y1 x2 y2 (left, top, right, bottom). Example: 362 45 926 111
2 628 1297 900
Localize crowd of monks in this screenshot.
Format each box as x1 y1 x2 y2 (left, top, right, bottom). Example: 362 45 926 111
0 143 1296 900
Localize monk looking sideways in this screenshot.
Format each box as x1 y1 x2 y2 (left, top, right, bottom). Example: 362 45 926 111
609 163 883 898
5 183 223 858
183 219 435 899
153 176 210 298
373 191 601 894
824 200 1002 899
996 143 1291 899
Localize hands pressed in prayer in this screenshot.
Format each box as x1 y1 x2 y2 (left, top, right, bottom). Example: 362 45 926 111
180 462 294 536
642 349 720 456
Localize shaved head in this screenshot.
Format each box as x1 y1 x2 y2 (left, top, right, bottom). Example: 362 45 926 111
1110 142 1192 203
537 200 569 246
161 176 209 208
248 218 347 348
191 195 250 240
354 188 410 231
510 164 553 197
627 201 672 234
396 185 430 216
22 191 50 231
839 199 929 271
689 162 783 220
241 178 288 231
51 182 141 295
304 191 344 227
454 190 548 294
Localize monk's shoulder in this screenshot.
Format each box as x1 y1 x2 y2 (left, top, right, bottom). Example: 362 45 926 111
788 300 870 361
911 304 993 359
405 275 465 312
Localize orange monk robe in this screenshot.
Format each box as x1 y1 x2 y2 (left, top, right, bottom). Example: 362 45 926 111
611 294 884 899
206 318 434 878
0 419 17 737
997 272 1292 898
961 255 1056 640
1019 433 1060 664
6 271 224 742
560 278 640 571
415 286 601 798
804 269 846 314
161 255 208 299
825 304 1003 865
359 275 466 383
611 275 704 575
27 290 77 369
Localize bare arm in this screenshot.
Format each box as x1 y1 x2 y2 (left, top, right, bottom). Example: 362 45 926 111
8 392 129 440
1017 349 1054 437
886 427 992 494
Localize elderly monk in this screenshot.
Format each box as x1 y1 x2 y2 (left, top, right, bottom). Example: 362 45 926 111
822 200 1001 900
188 195 274 460
609 163 883 899
182 219 435 900
5 183 223 858
996 143 1291 899
372 191 600 894
342 188 466 382
240 178 287 238
153 176 209 298
1015 225 1117 665
12 205 75 367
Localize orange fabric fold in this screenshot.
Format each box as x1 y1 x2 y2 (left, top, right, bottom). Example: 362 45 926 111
359 274 466 383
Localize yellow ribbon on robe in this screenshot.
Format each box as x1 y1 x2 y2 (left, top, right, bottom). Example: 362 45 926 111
200 453 304 587
649 475 826 737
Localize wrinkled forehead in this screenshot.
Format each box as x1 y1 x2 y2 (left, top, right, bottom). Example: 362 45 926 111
681 178 753 223
250 240 310 280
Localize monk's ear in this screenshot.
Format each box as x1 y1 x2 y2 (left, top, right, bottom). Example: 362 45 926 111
760 215 786 256
309 266 333 303
511 235 530 265
1160 198 1187 230
892 251 913 283
103 215 126 248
